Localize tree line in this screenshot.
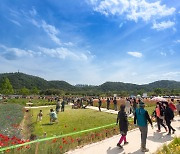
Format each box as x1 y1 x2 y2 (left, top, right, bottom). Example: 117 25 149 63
0 77 180 97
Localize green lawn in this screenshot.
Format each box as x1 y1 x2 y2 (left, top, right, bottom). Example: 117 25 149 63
30 105 155 138
6 98 56 106
31 105 117 137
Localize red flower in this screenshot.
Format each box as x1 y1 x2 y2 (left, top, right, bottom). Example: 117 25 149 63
71 139 74 143
52 139 57 143
63 140 67 144
26 145 30 149
5 149 10 153
73 128 76 131
59 145 63 149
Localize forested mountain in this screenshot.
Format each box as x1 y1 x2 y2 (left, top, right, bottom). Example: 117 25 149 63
143 80 180 91
0 72 74 91
0 72 180 94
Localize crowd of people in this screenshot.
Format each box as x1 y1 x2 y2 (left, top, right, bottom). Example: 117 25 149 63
34 95 180 152
116 98 179 152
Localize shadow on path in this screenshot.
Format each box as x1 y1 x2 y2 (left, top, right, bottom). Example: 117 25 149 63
147 132 173 143
130 149 145 154
106 146 124 154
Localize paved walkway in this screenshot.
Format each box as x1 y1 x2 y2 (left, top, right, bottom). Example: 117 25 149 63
86 106 134 118
68 106 180 154
86 106 119 114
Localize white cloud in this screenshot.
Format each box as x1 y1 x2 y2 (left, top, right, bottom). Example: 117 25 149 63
162 72 180 78
142 37 150 42
9 19 21 26
38 47 93 61
119 22 123 28
0 45 35 58
152 21 175 30
29 7 37 16
127 51 142 58
175 40 180 43
160 52 167 56
41 20 62 45
127 0 175 22
89 0 175 22
88 0 176 30
30 19 62 45
30 19 40 27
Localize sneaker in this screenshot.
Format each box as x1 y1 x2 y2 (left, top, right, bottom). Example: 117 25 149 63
156 130 161 132
141 148 149 152
124 142 129 145
117 143 123 148
172 130 176 134
167 133 171 135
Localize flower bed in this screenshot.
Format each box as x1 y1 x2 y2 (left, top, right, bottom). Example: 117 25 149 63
0 104 23 138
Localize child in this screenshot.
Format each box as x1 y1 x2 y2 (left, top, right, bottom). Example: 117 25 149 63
116 104 128 148
37 110 43 121
49 109 58 123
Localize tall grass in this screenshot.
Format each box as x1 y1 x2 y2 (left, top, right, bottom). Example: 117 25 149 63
156 137 180 154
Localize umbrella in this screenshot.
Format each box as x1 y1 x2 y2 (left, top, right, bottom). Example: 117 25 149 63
151 97 167 102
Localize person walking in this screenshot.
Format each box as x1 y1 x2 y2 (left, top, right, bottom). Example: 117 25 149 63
176 100 180 116
154 102 167 132
132 98 137 115
134 101 153 152
56 99 61 114
169 99 176 118
113 97 117 111
98 98 102 111
163 102 176 135
125 98 131 115
116 104 128 148
106 97 110 110
61 99 65 112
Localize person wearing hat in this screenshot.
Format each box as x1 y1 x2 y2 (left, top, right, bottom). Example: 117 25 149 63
134 101 153 152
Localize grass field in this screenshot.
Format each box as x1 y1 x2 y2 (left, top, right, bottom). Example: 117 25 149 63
6 98 56 106
31 105 117 137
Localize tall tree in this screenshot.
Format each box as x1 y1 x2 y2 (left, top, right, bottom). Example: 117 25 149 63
1 77 14 95
31 87 39 95
20 87 30 96
154 88 162 96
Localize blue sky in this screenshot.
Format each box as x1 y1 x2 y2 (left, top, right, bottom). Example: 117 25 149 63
0 0 180 85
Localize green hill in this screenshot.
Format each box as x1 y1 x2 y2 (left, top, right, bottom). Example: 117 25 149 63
0 72 180 94
0 72 74 91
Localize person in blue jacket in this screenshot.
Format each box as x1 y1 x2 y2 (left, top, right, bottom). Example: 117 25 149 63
134 101 153 152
